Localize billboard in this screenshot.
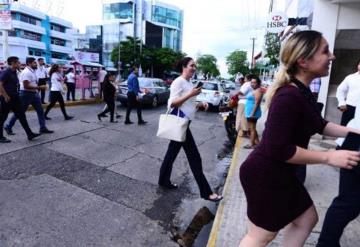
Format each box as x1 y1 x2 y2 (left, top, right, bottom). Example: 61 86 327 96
0 3 11 30
72 51 100 63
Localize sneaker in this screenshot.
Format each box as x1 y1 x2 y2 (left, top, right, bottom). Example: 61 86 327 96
0 136 11 143
4 126 15 135
28 133 41 141
40 128 54 134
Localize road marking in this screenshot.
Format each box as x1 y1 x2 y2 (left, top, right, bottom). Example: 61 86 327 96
207 135 242 247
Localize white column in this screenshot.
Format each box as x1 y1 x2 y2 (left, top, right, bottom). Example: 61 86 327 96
2 30 9 62
311 0 339 115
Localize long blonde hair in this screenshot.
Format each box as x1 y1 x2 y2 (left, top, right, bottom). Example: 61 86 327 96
265 30 323 107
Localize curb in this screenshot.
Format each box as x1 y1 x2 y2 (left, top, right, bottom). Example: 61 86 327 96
27 98 102 111
207 135 243 247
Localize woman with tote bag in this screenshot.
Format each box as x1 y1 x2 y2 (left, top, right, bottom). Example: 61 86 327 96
157 57 223 202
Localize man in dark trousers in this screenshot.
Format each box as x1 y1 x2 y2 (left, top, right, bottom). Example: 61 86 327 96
0 56 41 143
36 57 48 104
124 66 147 125
4 57 53 135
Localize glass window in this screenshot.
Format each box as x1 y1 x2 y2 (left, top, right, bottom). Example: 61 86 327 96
19 30 41 41
19 14 39 25
51 24 66 33
103 2 133 20
152 6 182 28
51 38 66 46
202 83 218 91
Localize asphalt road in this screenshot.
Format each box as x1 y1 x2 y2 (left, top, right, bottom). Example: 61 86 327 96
0 103 229 247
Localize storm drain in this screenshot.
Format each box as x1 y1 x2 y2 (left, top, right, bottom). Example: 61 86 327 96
171 207 215 247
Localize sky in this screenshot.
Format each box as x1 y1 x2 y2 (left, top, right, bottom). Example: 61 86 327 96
18 0 278 77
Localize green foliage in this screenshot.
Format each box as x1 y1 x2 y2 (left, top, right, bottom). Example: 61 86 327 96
264 32 280 67
111 36 185 78
196 54 220 79
226 50 250 77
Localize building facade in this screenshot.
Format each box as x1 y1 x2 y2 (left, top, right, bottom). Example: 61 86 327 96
0 3 75 65
101 0 183 67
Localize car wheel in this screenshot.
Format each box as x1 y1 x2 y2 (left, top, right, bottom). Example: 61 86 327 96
151 96 158 108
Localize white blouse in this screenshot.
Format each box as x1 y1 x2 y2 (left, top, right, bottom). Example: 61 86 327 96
51 72 64 92
167 76 196 120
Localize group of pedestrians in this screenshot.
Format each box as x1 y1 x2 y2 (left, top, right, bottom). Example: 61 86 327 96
0 56 73 143
238 30 360 247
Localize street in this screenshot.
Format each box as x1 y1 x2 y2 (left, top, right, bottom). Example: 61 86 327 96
0 103 229 247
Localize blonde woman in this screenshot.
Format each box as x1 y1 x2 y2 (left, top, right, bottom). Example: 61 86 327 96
239 30 360 247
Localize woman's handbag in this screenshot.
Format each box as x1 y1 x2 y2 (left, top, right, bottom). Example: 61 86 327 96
156 108 189 142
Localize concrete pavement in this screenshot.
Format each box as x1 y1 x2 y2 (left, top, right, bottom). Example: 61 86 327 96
207 122 360 247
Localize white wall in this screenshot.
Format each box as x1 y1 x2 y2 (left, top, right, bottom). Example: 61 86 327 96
337 3 360 29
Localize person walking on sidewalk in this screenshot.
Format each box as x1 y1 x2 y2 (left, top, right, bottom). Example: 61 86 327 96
97 73 118 122
316 101 360 247
336 59 360 127
239 30 360 247
243 76 263 149
235 74 253 138
44 64 73 121
36 58 48 104
4 57 53 135
158 57 223 202
65 68 76 101
124 66 147 125
0 56 41 143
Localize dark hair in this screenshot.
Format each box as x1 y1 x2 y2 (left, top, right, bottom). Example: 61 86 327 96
356 59 360 67
26 57 36 65
251 76 261 86
7 56 19 65
245 74 254 81
129 66 138 73
103 73 115 84
37 58 44 62
49 64 60 78
65 68 73 74
175 57 193 73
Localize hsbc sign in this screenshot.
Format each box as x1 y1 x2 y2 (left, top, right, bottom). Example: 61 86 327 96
267 11 288 33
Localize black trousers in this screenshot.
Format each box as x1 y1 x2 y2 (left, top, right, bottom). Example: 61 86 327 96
99 99 115 121
44 91 69 119
158 127 213 198
125 92 143 122
340 105 356 126
317 168 360 247
0 95 33 138
66 83 76 101
38 78 47 103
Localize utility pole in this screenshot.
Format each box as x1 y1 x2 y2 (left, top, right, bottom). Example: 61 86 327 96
118 23 122 78
250 37 256 70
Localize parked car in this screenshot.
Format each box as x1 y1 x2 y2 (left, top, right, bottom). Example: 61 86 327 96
222 80 236 91
117 78 170 107
195 80 230 111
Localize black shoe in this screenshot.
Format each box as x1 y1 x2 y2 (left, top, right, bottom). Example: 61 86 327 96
0 136 11 143
40 128 54 134
4 126 15 135
116 114 122 119
110 120 118 123
41 101 46 104
97 114 102 121
159 183 178 190
28 133 41 141
103 114 109 117
65 116 74 120
124 121 133 125
45 116 51 120
138 120 147 125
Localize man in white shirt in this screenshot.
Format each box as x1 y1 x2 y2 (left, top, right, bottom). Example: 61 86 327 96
98 67 107 99
5 57 53 135
36 58 48 104
336 59 360 126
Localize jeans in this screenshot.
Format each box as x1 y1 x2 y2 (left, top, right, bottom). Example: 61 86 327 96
317 168 360 246
0 95 33 138
6 91 46 131
66 82 76 101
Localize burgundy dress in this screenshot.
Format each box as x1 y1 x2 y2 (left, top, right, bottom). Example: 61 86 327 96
240 85 328 232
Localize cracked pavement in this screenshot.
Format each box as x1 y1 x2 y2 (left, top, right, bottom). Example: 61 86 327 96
0 104 228 247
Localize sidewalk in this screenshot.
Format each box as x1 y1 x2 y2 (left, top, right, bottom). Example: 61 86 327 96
207 132 360 246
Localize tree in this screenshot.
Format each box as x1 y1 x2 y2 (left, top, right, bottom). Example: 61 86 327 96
111 36 142 69
226 50 249 77
196 54 220 79
264 32 280 67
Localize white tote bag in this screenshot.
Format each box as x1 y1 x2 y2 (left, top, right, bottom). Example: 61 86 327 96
156 108 189 142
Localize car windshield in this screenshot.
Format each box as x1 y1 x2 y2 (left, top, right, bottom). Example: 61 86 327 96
202 83 218 91
139 79 153 88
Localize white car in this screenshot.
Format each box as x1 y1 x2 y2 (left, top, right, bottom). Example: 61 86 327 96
195 80 230 111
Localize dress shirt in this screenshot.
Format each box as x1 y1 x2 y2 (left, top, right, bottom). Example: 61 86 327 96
127 73 140 94
66 72 75 83
336 72 360 107
20 67 38 92
0 68 19 96
50 72 64 92
36 65 47 79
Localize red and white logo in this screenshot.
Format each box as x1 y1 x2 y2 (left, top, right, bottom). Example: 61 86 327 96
272 15 282 21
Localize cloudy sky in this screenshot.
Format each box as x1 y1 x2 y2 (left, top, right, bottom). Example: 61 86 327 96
19 0 282 77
